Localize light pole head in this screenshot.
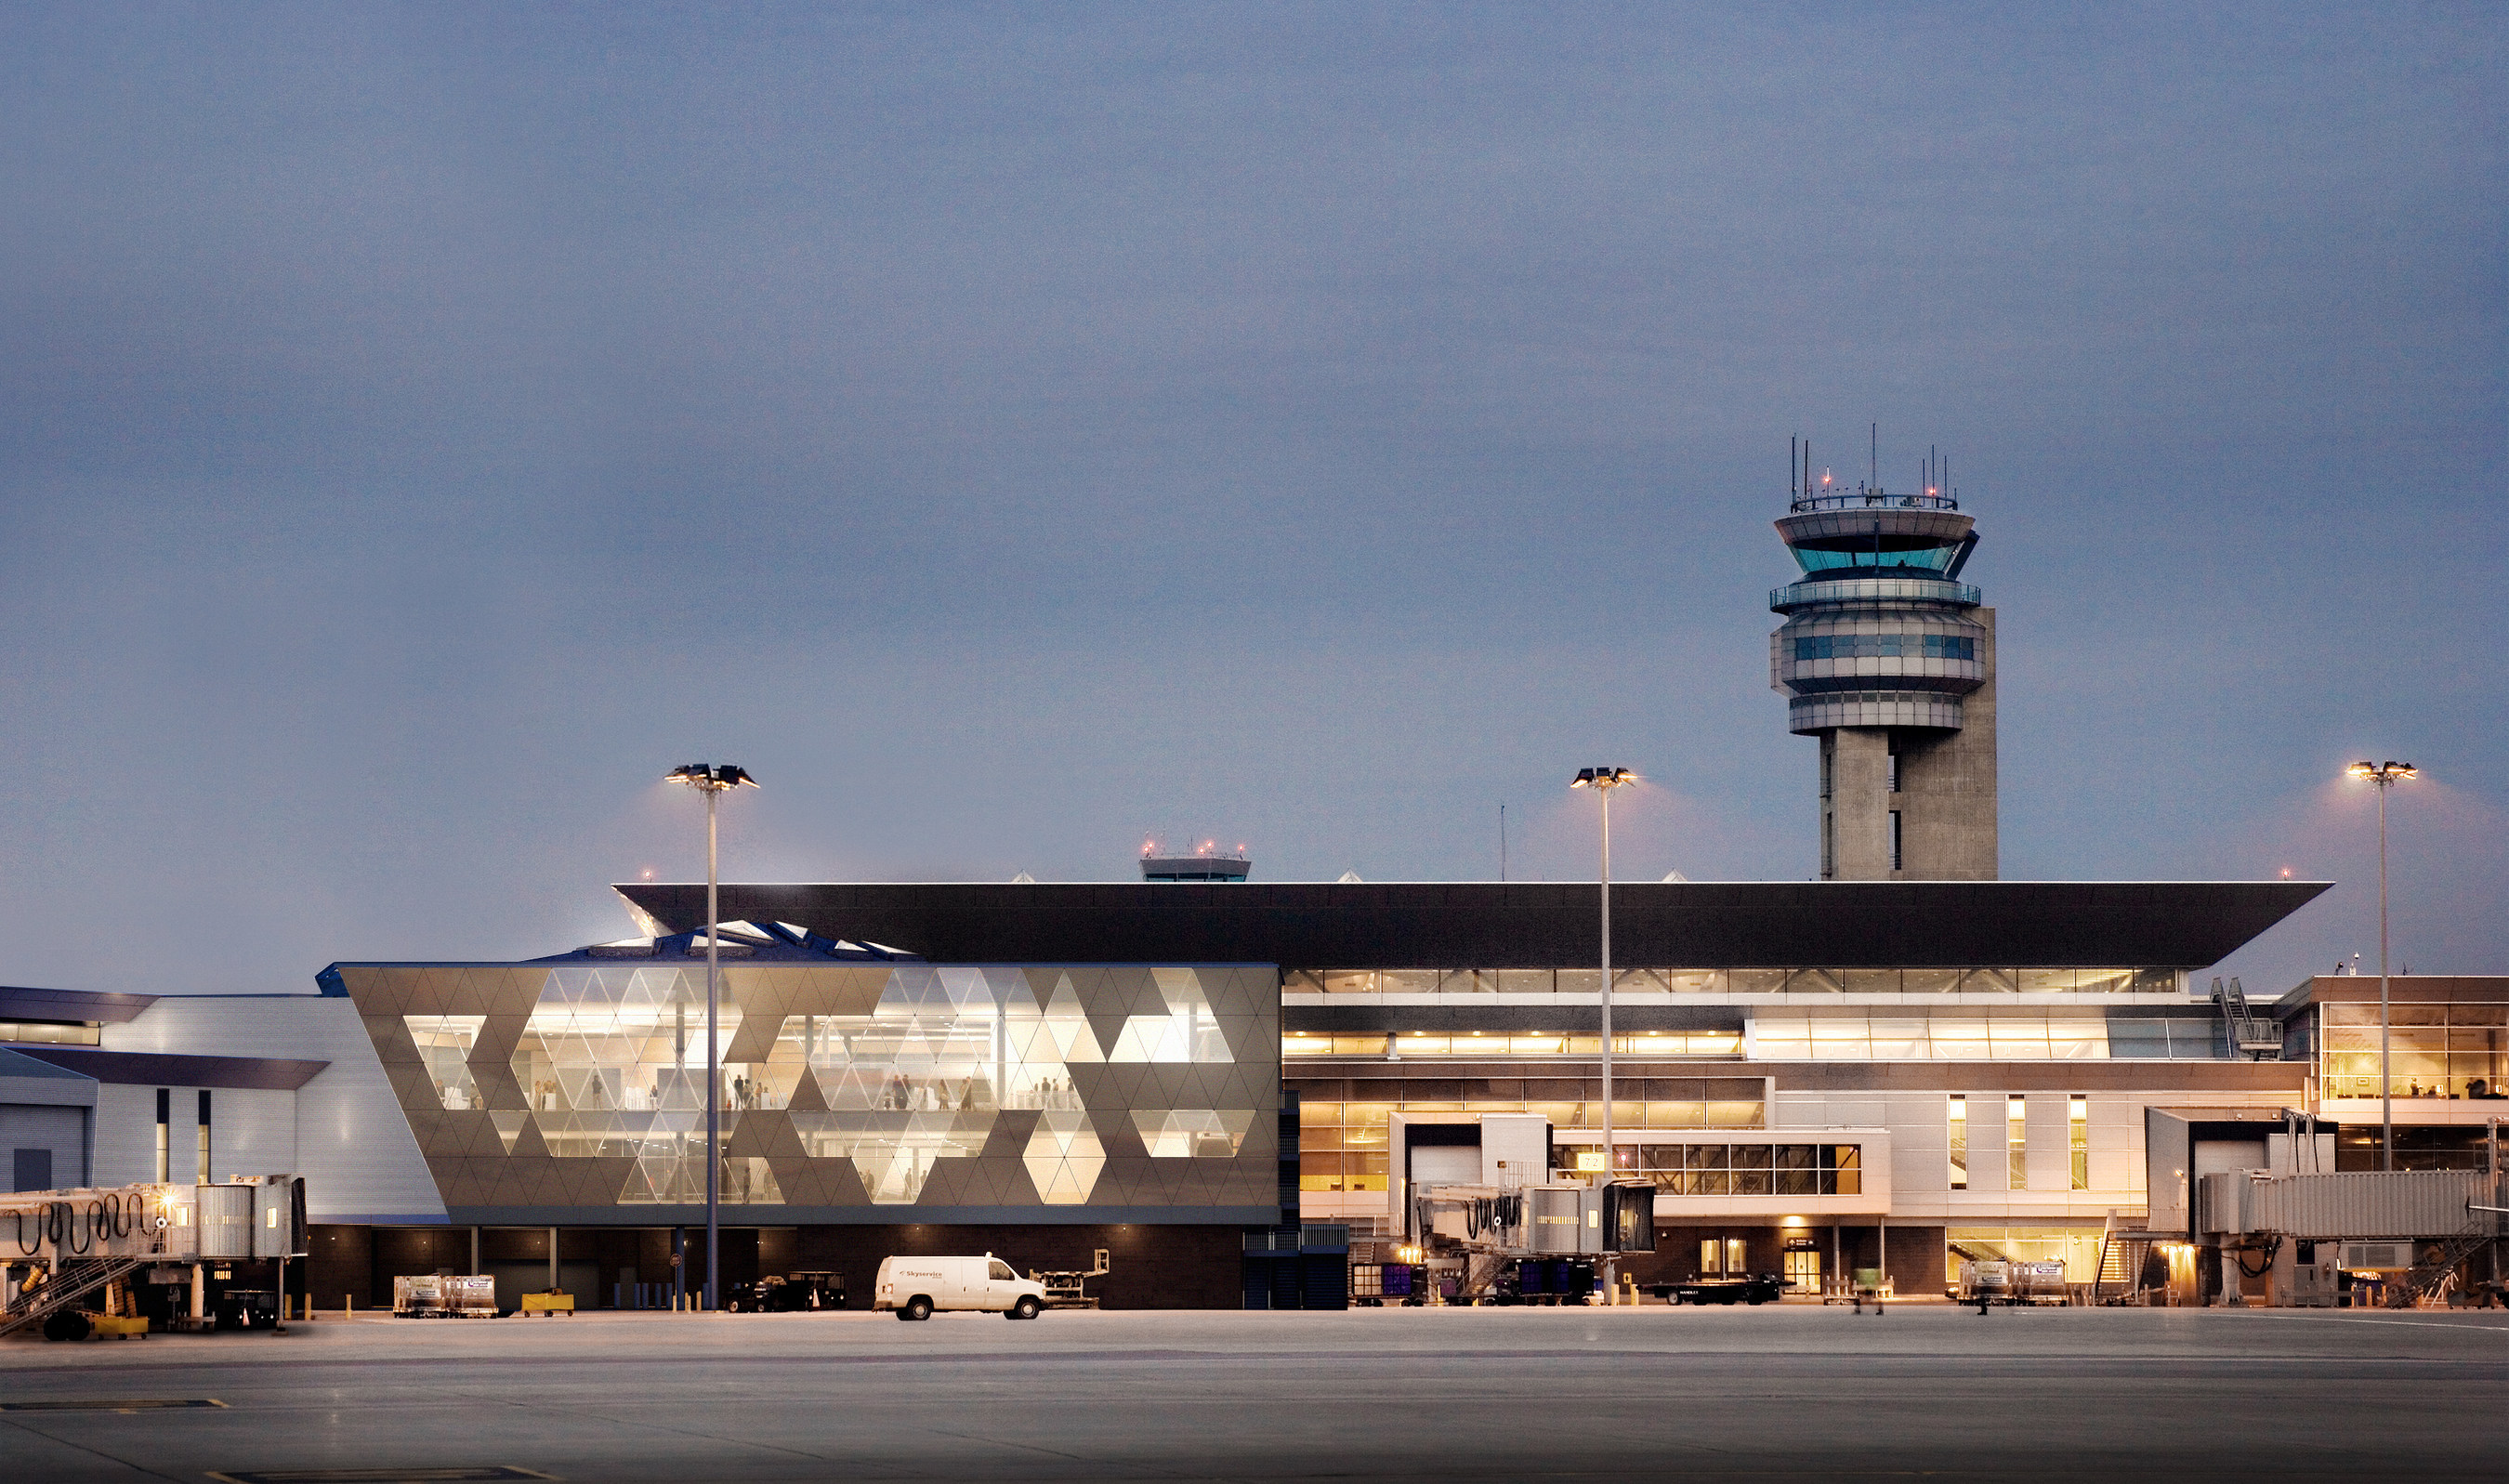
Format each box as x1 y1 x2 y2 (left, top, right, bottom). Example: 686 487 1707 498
1571 767 1635 791
2347 761 2418 786
669 764 759 793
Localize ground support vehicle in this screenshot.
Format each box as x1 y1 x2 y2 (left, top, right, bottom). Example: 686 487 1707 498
1655 1274 1783 1306
1351 1261 1426 1307
392 1274 498 1318
725 1271 846 1312
874 1254 1049 1320
1498 1257 1596 1306
1959 1259 2070 1309
1031 1249 1109 1308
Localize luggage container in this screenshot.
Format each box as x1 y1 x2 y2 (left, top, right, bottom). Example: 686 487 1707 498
1957 1259 2011 1307
392 1273 497 1318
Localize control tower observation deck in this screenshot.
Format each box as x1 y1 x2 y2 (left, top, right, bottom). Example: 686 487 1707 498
1769 454 1997 881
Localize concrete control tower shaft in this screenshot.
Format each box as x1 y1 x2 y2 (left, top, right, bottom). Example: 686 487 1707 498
1769 445 1998 880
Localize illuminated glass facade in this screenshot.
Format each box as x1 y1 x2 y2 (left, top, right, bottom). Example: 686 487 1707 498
1287 967 2181 995
2314 1000 2509 1100
344 951 1281 1221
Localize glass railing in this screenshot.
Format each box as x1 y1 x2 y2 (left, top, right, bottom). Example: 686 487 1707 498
1771 577 1981 611
1789 490 1957 513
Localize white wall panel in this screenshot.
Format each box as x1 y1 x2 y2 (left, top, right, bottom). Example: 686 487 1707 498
1 1105 88 1189
102 996 444 1222
2026 1093 2070 1194
208 1088 297 1179
2088 1095 2144 1196
1884 1092 1950 1196
94 1083 173 1186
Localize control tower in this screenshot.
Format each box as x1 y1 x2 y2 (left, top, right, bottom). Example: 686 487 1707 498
1769 445 1997 880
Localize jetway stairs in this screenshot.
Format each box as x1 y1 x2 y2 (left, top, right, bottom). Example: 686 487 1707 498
2211 977 2283 1059
0 1255 148 1339
2390 1218 2498 1307
2094 1229 2160 1305
2390 1175 2505 1307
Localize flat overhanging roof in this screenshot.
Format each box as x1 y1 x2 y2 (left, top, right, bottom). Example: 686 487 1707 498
0 985 160 1025
614 879 2330 971
12 1046 330 1091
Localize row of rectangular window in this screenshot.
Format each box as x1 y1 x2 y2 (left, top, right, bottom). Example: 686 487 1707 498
1290 1021 2231 1061
1295 1088 1767 1128
1793 633 1976 661
1296 1105 1767 1150
1286 1032 1741 1057
1288 968 2179 995
1753 1017 2230 1060
1949 1094 2090 1192
1649 1169 1859 1196
2317 1006 2509 1099
1300 1139 1859 1194
2319 1003 2509 1027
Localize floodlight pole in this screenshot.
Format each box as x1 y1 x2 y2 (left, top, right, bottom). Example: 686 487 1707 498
2349 761 2414 1172
1572 767 1632 1303
670 763 755 1311
1599 780 1613 1302
703 782 720 1308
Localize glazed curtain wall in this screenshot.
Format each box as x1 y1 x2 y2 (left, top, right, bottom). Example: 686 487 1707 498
352 963 1280 1218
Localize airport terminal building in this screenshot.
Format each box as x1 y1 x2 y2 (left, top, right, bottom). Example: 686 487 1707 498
16 906 2507 1308
7 475 2494 1308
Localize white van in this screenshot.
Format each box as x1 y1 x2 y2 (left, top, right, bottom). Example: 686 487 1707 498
874 1254 1049 1320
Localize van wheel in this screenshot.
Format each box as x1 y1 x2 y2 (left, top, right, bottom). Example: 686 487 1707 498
1009 1296 1042 1320
901 1296 933 1321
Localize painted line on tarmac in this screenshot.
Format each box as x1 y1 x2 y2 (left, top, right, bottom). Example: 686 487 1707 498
205 1469 556 1483
0 1399 227 1412
2234 1312 2509 1335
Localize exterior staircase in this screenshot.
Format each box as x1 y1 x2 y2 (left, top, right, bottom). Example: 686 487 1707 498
2390 1192 2504 1307
2094 1229 2159 1305
2212 977 2283 1059
0 1254 149 1339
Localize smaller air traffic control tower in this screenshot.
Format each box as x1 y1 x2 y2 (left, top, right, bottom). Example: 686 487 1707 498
1770 444 1997 880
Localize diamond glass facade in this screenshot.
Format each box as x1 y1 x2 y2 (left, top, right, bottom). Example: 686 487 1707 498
344 961 1281 1219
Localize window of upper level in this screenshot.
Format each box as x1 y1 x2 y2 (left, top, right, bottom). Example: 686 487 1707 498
1793 633 1977 663
1284 968 2179 995
0 1019 101 1045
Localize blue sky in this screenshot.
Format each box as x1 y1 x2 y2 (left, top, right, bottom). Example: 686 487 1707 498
0 3 2500 994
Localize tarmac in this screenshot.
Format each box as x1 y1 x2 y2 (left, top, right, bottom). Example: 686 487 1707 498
3 1302 2505 1481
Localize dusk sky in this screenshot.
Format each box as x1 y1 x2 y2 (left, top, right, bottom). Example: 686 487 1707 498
2 4 2500 996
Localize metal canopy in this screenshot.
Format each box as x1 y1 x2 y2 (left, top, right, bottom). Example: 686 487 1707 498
613 879 2331 971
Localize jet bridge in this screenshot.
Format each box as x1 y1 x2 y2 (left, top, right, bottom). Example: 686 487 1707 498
1 1175 308 1339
